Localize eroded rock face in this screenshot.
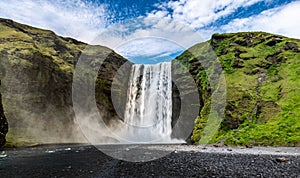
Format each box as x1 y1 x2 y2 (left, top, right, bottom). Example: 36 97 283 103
0 81 8 147
0 18 130 145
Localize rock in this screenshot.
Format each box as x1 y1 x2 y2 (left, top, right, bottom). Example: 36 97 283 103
232 58 245 68
213 138 227 147
0 81 8 147
245 144 253 148
213 144 220 147
276 157 289 163
266 38 283 47
266 52 285 64
0 154 7 158
283 42 299 52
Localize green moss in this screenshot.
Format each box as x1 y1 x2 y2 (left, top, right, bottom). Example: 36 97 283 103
186 32 300 146
219 53 235 73
191 100 211 143
213 116 300 146
8 58 33 68
0 24 32 40
5 131 39 148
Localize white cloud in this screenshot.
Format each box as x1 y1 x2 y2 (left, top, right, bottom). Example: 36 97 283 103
92 17 203 63
150 0 262 29
146 0 300 41
220 1 300 39
0 0 108 43
115 37 183 58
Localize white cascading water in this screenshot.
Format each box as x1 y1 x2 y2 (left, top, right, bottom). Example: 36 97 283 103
122 62 172 143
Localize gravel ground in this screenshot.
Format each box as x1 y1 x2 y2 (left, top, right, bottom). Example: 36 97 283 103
0 144 299 177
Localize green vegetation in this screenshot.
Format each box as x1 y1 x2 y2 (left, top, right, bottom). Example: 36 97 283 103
177 32 300 146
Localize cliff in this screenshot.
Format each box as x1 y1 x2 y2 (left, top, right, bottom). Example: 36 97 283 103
0 18 131 146
176 32 300 146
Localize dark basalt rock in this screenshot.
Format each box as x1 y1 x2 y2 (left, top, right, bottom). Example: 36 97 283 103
232 58 245 68
283 42 299 52
266 38 283 47
0 60 8 147
0 81 8 147
265 52 284 64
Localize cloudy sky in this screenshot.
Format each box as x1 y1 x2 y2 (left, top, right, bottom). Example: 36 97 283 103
0 0 299 63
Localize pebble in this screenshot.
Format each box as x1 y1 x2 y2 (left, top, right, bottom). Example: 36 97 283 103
0 154 7 158
46 150 55 153
246 145 253 148
276 157 289 163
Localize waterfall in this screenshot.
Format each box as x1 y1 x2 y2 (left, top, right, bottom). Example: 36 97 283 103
122 62 172 143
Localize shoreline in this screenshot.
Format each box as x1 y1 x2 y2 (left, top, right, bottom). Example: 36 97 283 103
2 143 300 156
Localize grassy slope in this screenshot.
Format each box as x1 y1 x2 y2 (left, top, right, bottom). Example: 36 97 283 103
176 32 300 146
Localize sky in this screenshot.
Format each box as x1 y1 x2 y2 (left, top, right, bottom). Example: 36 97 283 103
0 0 299 64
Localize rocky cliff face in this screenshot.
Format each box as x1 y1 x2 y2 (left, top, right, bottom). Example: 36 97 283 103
0 18 130 146
0 81 8 147
176 32 300 146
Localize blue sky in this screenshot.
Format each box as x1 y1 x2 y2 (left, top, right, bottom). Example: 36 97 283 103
0 0 299 64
